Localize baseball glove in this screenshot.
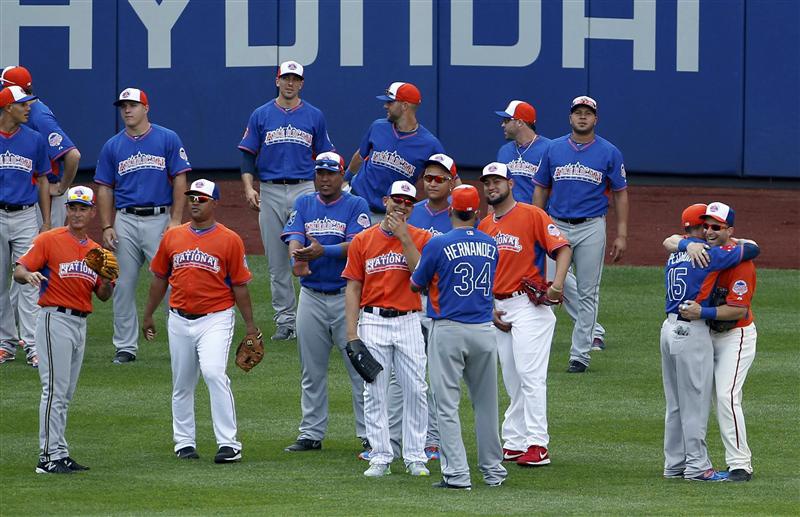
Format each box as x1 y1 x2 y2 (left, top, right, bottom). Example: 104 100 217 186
520 277 562 306
345 339 383 383
707 287 737 332
84 247 119 281
235 330 264 372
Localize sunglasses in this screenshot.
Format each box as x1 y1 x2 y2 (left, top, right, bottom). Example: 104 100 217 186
423 174 450 184
390 196 415 207
702 223 727 231
187 195 212 204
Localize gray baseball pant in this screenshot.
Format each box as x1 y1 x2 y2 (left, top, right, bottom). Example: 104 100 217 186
112 210 169 356
296 287 366 441
428 319 506 487
36 307 87 462
553 217 606 366
661 314 714 478
546 256 605 342
259 181 314 328
1 206 40 356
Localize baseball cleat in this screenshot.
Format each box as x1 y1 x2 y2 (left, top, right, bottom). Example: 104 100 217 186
406 461 430 477
112 351 136 364
728 469 752 482
502 448 525 461
0 349 15 364
271 326 296 341
567 360 588 373
63 456 90 471
26 353 38 368
687 469 728 482
363 463 391 477
663 471 684 479
591 338 606 351
214 446 241 463
284 439 322 452
432 480 471 490
516 445 551 467
176 446 200 460
424 446 440 461
35 459 74 474
486 478 506 487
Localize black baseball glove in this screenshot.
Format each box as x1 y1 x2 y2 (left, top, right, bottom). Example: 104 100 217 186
707 287 737 332
345 339 383 383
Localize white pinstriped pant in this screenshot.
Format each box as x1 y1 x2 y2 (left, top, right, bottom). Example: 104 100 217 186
359 310 428 465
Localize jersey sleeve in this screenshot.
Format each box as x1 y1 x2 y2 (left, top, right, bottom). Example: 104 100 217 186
226 234 253 285
357 123 374 159
535 209 570 255
607 146 627 191
166 131 192 177
33 133 52 177
342 233 366 282
723 261 756 308
38 111 76 161
17 232 49 272
410 237 440 289
708 244 744 271
533 147 551 187
281 198 307 245
345 196 372 240
238 110 261 155
313 111 335 155
94 140 116 186
149 231 173 278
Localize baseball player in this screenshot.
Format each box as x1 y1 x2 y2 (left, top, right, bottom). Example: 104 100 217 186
0 86 51 367
478 162 572 467
14 186 113 474
343 180 432 478
495 100 606 350
95 88 191 364
280 152 372 453
660 203 759 481
663 202 758 482
345 82 454 221
533 96 628 372
239 60 334 341
142 179 258 463
411 184 506 490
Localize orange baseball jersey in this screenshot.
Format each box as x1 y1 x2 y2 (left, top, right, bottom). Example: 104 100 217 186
17 228 102 313
716 260 756 328
478 202 570 295
342 224 432 311
150 223 252 314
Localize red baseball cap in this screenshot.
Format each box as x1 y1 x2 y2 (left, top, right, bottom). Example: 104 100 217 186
377 82 421 104
114 88 149 106
424 153 457 178
495 100 536 125
681 203 707 228
451 185 480 212
0 86 37 108
1 66 32 89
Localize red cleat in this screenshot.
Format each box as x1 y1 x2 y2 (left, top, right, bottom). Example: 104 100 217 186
516 445 551 467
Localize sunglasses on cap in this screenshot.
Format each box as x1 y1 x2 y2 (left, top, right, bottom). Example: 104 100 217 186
423 174 450 184
390 196 415 207
67 192 92 203
702 222 727 231
187 195 212 204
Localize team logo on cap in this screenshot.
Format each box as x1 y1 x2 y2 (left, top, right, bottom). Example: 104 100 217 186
122 90 130 99
488 165 497 172
287 63 298 71
195 180 206 188
401 184 411 193
48 132 63 147
709 205 719 212
431 154 445 162
732 280 748 296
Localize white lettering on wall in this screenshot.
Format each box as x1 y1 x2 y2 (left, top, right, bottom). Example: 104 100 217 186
129 0 190 69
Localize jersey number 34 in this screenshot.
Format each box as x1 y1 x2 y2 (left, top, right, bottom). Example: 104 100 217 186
453 262 491 297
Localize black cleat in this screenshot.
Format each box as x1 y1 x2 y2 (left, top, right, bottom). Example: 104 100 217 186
567 360 588 373
112 351 136 364
176 446 200 460
35 459 74 474
214 446 241 463
728 468 752 482
63 456 90 471
284 439 322 452
432 480 471 491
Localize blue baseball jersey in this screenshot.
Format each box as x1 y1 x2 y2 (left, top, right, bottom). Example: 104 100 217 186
238 100 334 181
534 134 627 219
348 119 445 212
411 227 498 324
407 199 452 236
0 125 51 205
496 135 551 204
281 192 372 291
94 124 191 208
26 100 76 182
663 238 757 314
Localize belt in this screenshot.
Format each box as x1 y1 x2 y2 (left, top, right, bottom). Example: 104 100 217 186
0 203 33 212
56 306 89 318
667 313 691 323
171 308 208 320
267 179 308 185
555 217 592 225
122 206 168 216
363 306 417 318
495 290 525 300
308 287 345 295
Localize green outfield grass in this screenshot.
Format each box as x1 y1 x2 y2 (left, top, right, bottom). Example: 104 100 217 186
1 262 798 516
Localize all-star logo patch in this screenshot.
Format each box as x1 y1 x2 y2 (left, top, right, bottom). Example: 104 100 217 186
731 279 748 296
48 132 63 147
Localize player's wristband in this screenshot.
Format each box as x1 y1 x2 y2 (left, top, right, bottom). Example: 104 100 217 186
102 225 113 231
700 307 717 320
322 245 342 258
677 238 690 252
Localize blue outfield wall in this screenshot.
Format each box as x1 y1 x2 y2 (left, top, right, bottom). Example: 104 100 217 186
3 0 798 179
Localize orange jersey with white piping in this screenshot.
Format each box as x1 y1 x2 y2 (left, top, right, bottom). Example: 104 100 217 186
478 202 570 294
150 223 252 314
17 228 102 313
342 224 432 311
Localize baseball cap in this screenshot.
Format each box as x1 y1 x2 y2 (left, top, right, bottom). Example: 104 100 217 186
113 88 149 107
315 151 345 172
480 162 509 180
376 82 422 104
65 186 95 206
451 185 480 212
681 203 707 228
0 86 37 108
185 179 220 200
571 95 598 113
278 60 304 78
387 180 417 201
424 153 457 177
0 65 32 89
495 100 536 125
704 202 735 226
